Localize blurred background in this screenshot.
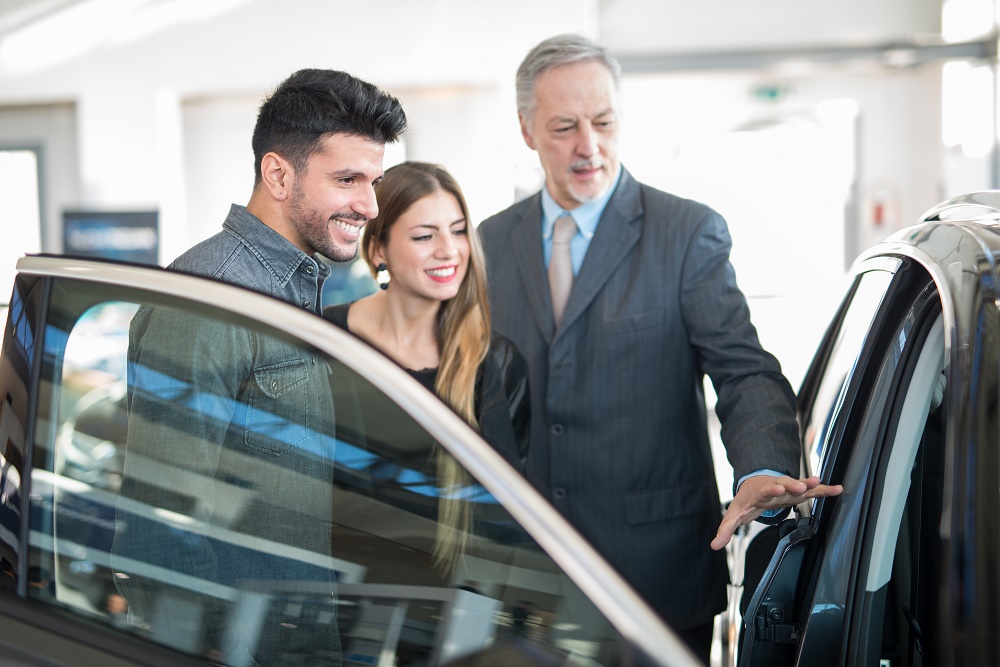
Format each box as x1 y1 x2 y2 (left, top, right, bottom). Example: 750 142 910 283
0 0 996 490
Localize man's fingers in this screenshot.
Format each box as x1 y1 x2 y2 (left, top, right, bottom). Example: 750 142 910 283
712 498 764 550
715 478 845 550
711 523 734 551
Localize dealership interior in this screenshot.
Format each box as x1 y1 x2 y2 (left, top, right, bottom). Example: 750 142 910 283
0 0 995 495
0 0 1000 667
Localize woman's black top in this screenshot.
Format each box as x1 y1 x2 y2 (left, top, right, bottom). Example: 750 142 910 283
323 302 530 469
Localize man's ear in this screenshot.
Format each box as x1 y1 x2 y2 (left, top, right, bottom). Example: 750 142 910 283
260 152 292 201
519 113 537 151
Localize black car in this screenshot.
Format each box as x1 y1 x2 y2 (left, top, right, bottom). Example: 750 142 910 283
728 191 1000 667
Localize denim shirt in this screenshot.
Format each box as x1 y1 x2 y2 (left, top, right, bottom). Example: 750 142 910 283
169 204 331 314
113 204 342 665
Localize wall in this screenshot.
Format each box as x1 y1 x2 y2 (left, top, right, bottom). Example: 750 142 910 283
0 103 79 252
600 0 942 53
0 0 963 260
0 0 591 261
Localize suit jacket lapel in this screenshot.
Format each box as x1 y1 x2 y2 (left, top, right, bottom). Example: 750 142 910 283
557 169 643 336
509 195 558 340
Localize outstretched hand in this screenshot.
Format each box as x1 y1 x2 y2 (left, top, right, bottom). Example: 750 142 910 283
711 475 843 551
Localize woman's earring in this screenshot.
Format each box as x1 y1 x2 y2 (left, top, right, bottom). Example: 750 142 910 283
376 263 390 290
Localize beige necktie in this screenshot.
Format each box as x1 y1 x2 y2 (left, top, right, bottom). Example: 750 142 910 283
548 212 577 327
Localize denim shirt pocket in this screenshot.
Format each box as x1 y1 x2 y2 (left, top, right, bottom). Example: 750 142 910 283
245 358 311 455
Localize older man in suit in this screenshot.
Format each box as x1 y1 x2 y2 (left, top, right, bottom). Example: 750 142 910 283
479 34 842 662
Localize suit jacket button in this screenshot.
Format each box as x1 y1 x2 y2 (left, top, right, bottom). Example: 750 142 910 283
550 424 564 436
553 487 567 500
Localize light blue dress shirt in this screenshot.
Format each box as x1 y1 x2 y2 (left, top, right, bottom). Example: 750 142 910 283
541 166 622 273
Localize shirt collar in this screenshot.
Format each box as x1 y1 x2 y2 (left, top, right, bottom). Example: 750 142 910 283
541 164 623 241
223 204 330 282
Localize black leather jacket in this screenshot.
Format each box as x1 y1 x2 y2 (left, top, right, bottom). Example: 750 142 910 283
476 334 531 470
323 303 531 469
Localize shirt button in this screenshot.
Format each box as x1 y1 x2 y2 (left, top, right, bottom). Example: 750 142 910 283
553 487 567 500
305 263 316 275
271 380 279 392
550 424 564 436
303 300 312 309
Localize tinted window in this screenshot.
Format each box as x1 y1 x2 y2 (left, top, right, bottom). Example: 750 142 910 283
802 268 895 476
27 278 635 666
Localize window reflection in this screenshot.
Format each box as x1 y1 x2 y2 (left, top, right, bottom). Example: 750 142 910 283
28 283 634 666
804 269 894 476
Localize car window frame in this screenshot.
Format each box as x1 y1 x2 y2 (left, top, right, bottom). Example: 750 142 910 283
797 258 900 486
839 286 944 666
740 259 941 667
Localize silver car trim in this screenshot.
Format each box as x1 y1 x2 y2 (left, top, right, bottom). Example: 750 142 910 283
853 244 957 357
16 255 700 666
919 190 1000 222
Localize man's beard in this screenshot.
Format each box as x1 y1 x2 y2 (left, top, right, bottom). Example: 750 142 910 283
565 160 610 205
289 183 365 263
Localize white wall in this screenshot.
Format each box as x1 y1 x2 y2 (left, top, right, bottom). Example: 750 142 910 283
0 0 964 262
600 0 942 53
0 0 592 261
0 102 79 252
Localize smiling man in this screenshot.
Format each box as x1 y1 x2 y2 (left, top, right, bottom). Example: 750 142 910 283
112 69 405 666
184 68 406 298
479 34 841 663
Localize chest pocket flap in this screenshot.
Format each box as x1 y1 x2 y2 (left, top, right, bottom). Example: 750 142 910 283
246 358 311 455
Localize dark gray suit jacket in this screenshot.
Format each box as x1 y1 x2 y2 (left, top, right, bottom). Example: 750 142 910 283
479 167 800 628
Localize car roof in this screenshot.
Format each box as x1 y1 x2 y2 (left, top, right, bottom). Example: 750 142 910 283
894 190 1000 258
853 190 1000 364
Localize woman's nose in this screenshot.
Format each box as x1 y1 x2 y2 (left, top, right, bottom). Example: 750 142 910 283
435 234 458 257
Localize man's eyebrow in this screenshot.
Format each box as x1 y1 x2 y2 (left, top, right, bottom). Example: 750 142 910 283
546 116 577 125
329 168 371 179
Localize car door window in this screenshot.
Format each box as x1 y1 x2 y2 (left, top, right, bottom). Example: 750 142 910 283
852 310 945 666
26 277 637 666
741 263 940 667
801 266 896 477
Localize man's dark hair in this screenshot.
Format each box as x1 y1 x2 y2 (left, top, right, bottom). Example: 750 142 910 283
252 69 407 185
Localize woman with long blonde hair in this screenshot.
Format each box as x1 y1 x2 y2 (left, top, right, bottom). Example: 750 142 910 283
324 161 529 569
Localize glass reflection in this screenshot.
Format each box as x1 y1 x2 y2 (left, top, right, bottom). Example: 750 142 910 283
27 287 635 666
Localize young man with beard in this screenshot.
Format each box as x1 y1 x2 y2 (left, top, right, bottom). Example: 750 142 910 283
112 69 406 666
